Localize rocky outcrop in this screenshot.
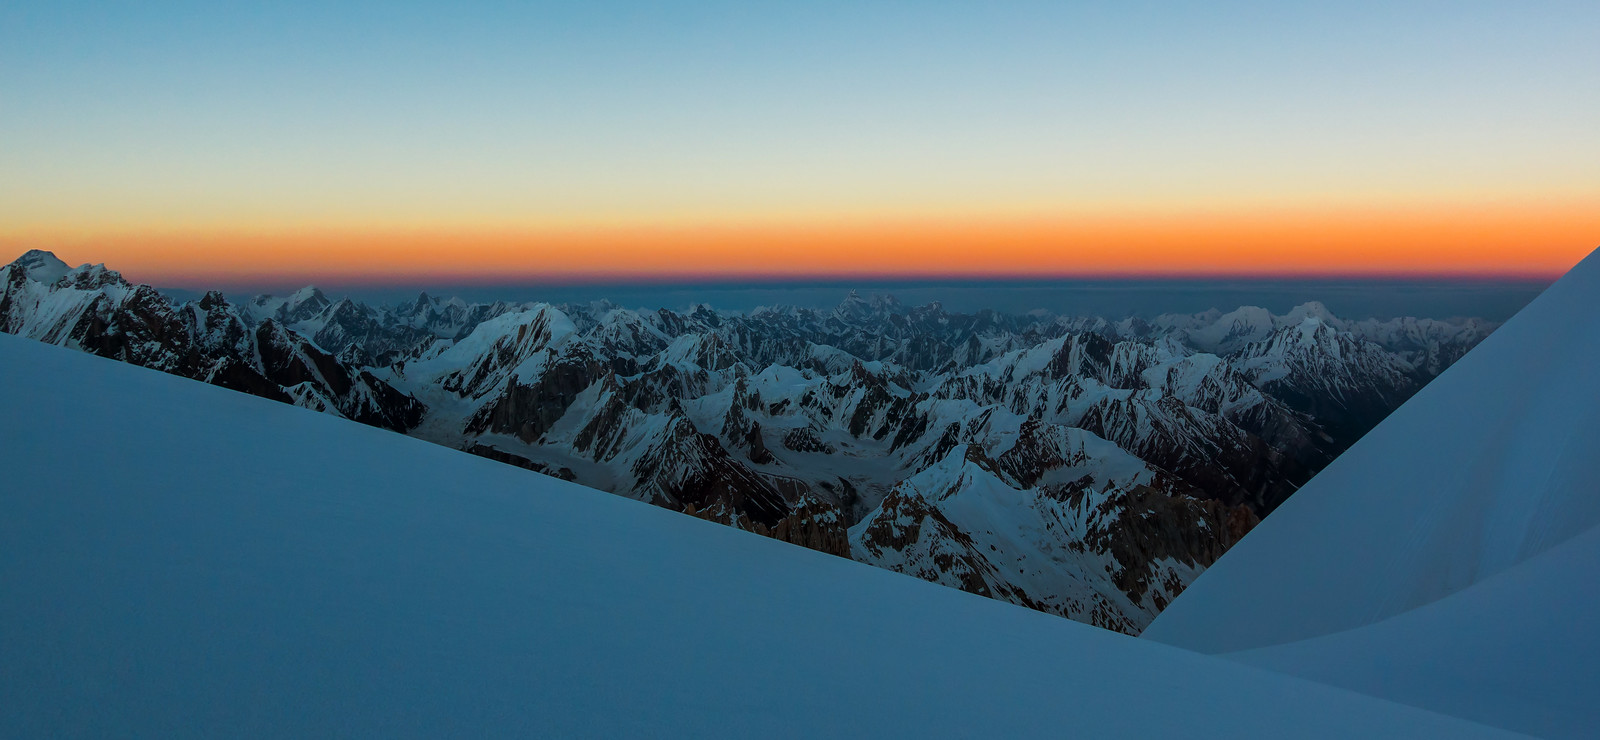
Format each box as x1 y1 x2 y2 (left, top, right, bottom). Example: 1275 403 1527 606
464 444 577 481
852 443 1256 634
466 350 607 443
766 498 849 557
629 409 792 528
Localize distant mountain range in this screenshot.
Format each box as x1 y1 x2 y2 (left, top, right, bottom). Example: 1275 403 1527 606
0 249 1495 632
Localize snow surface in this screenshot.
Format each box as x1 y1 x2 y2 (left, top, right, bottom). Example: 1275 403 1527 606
1144 248 1600 738
1230 524 1600 739
0 333 1517 738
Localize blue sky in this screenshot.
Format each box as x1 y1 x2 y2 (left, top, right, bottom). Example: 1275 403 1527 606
3 1 1596 282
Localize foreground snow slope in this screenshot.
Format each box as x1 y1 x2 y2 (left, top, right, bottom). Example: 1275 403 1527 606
1145 248 1600 737
1230 524 1600 739
0 334 1513 738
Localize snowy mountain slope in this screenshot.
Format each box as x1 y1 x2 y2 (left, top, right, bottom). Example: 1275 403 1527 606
1145 248 1600 653
1233 316 1422 447
849 440 1249 633
10 247 72 284
1228 524 1600 738
1 250 1494 633
0 334 1521 738
1143 248 1600 737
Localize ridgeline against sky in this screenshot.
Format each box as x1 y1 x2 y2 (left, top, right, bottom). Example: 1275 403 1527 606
2 2 1596 285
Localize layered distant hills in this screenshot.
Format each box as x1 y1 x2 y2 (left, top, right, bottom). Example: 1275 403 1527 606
0 249 1495 632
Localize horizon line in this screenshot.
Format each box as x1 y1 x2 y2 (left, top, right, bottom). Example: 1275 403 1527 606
153 269 1562 293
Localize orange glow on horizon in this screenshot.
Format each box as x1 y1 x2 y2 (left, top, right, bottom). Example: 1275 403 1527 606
5 198 1595 287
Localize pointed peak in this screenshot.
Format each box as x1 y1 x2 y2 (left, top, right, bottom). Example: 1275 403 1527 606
13 248 67 265
10 249 72 285
1292 315 1335 340
1283 300 1340 327
834 290 874 320
197 290 231 310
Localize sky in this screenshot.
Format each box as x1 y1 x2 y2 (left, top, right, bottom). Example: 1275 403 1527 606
2 1 1597 285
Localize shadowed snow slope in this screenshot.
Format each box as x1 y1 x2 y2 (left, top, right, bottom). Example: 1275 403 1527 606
1145 248 1600 738
0 333 1515 738
1228 525 1600 739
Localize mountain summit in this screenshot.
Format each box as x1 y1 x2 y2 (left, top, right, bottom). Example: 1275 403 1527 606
11 249 71 284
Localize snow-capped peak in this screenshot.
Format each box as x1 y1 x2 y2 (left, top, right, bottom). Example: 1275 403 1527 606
284 285 329 309
1183 305 1278 354
1282 301 1342 328
833 290 876 321
9 249 72 285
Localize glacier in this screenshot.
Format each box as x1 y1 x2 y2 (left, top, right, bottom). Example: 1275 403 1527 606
0 332 1518 738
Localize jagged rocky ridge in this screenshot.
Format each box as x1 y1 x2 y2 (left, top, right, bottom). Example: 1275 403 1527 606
0 250 1495 633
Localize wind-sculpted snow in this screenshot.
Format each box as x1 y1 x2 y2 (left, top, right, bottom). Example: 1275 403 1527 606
1144 247 1600 738
0 251 1495 632
0 334 1524 738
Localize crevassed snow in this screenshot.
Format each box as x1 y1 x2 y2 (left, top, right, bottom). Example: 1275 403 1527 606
1144 248 1600 738
0 333 1516 738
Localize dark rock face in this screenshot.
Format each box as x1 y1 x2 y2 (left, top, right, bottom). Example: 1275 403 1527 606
630 414 792 528
781 427 834 454
309 298 437 366
1082 483 1258 608
467 352 606 443
1235 320 1424 452
1076 395 1310 513
465 444 577 481
571 380 631 458
765 499 849 557
851 443 1262 634
743 422 775 464
1 250 1496 633
254 320 426 431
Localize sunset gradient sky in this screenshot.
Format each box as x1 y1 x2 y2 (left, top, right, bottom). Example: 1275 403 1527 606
3 1 1597 285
